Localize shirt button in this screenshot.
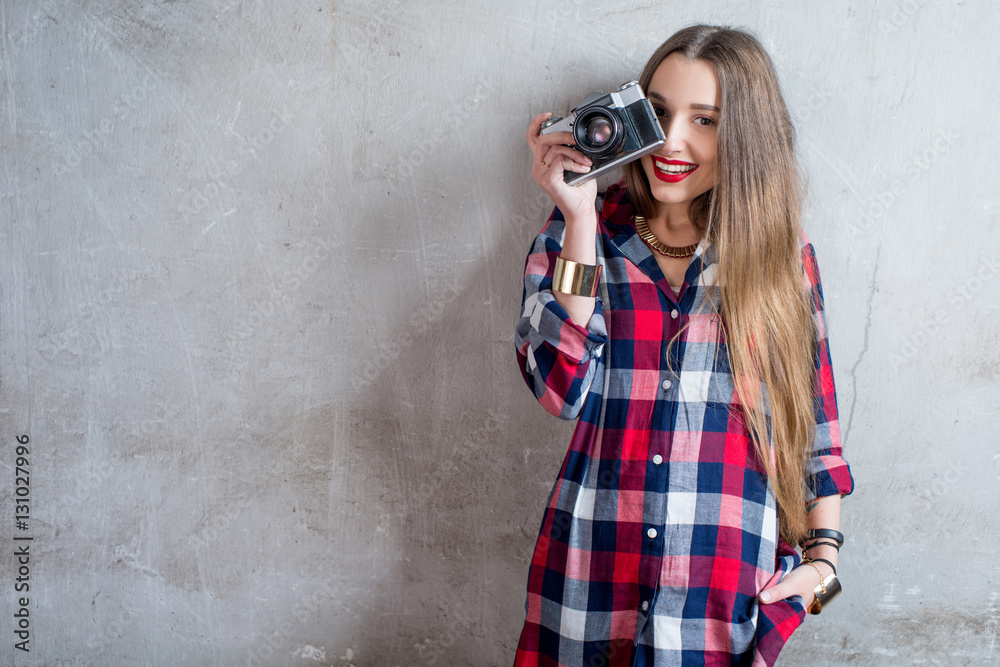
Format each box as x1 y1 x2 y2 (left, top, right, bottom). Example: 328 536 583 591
661 380 672 390
653 454 663 465
647 528 657 539
671 309 678 319
642 600 649 611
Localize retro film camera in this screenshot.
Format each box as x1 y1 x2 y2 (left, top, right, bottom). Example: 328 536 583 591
540 81 665 186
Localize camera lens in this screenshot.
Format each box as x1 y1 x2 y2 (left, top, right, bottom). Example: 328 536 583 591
586 118 613 145
573 108 622 159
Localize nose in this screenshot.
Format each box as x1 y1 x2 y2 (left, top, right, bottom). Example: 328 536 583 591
661 116 688 154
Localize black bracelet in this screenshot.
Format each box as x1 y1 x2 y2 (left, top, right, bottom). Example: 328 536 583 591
805 528 844 546
802 540 841 552
806 557 837 576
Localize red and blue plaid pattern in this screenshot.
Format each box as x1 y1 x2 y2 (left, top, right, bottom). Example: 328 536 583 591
513 181 854 666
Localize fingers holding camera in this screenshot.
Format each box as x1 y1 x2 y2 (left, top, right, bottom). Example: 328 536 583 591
527 112 597 219
526 112 551 149
541 146 592 174
533 144 594 208
526 112 564 151
528 113 592 171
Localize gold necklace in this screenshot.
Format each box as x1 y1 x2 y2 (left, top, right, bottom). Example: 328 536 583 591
634 216 699 258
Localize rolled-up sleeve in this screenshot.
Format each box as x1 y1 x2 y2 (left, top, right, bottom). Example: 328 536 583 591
514 207 608 420
801 238 854 500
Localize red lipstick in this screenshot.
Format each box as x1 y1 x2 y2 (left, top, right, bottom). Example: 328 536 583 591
651 155 698 183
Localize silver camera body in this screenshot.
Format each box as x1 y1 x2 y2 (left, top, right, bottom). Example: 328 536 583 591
540 81 666 186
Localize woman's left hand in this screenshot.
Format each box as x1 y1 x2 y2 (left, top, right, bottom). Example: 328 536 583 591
758 562 823 607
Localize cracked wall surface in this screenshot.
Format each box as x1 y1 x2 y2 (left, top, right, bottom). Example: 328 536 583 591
1 1 998 665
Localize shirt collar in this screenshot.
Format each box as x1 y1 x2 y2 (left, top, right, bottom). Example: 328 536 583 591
601 180 717 270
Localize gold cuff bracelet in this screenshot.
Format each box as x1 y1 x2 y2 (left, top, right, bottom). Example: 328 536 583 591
552 256 602 298
807 571 842 615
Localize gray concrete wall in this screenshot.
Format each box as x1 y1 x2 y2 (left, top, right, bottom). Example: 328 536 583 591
0 1 997 665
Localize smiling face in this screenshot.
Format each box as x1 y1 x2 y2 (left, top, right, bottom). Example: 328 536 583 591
638 52 721 217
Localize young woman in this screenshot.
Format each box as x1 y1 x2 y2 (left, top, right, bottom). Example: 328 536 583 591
513 25 854 666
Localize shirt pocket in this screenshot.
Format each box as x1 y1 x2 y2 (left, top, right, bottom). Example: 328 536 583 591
753 594 806 666
678 312 769 411
675 313 734 404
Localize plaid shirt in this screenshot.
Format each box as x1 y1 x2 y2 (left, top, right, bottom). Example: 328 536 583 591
512 181 854 667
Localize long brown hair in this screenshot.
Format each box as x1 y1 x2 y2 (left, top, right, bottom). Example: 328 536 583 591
624 25 817 545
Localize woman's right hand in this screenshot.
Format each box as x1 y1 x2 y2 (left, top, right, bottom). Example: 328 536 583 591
526 113 598 224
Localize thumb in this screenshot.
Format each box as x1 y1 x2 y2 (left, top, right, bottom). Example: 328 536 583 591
759 565 815 605
758 584 786 605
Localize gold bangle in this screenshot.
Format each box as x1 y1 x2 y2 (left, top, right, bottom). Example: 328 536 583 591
802 559 825 587
552 256 602 298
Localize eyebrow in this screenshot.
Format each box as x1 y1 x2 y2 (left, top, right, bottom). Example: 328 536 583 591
647 91 720 113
